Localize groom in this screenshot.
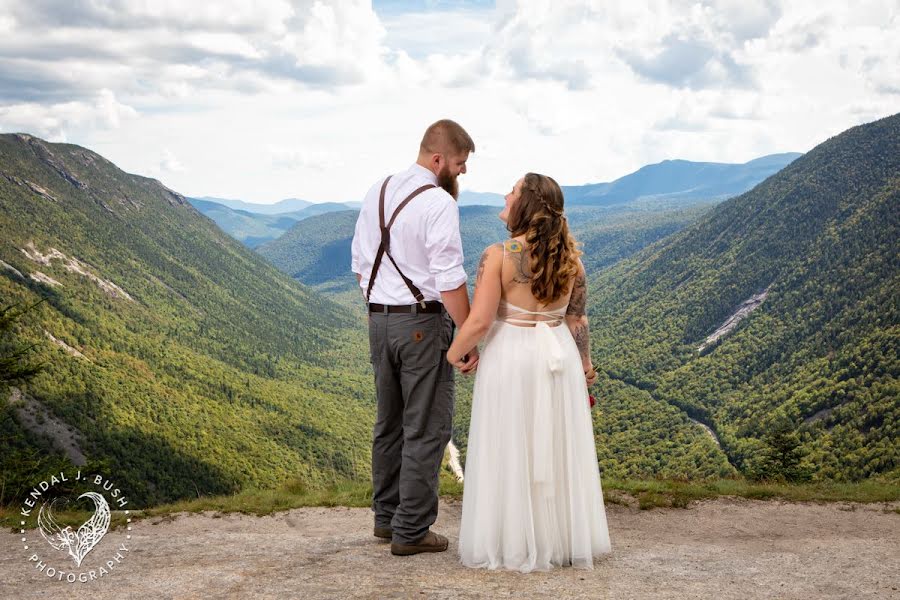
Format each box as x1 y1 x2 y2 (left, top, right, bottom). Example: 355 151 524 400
351 119 479 556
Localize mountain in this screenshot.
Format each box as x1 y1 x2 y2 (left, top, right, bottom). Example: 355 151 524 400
569 204 712 274
0 133 375 507
256 201 716 305
458 190 505 206
585 115 899 482
563 153 802 206
194 196 313 214
187 198 308 247
229 153 801 276
256 210 361 292
448 154 802 209
188 198 360 247
257 205 511 296
293 201 359 218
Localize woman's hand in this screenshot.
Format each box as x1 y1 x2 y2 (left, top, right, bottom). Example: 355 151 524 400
447 350 466 369
584 365 597 387
447 347 479 374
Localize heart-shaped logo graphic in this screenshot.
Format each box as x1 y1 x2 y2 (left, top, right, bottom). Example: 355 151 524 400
38 492 111 567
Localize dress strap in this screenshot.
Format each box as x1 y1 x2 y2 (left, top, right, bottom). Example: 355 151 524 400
503 316 564 326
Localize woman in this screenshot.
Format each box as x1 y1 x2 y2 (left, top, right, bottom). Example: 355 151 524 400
447 172 612 572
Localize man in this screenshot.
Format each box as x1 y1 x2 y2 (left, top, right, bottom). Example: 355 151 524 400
351 119 479 556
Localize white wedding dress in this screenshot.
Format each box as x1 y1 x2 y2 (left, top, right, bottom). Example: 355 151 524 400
458 294 612 572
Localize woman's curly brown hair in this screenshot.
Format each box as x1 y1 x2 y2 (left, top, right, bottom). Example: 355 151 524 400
506 172 583 304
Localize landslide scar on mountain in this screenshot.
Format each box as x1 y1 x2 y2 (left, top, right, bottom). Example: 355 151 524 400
697 283 773 353
44 329 89 360
0 259 25 279
19 241 135 302
7 386 88 467
29 271 62 287
0 171 59 202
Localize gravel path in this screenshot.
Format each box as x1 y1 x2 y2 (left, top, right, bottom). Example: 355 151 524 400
2 497 898 599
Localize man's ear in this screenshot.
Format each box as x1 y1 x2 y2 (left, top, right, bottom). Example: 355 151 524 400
431 152 444 171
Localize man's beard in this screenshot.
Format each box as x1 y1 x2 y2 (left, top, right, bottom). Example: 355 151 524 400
437 166 459 200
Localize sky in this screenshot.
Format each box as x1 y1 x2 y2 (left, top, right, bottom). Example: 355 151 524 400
0 0 897 203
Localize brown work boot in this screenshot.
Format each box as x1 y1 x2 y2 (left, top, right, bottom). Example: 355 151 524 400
391 530 449 556
374 526 392 541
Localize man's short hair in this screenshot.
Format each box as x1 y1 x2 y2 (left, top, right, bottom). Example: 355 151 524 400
419 119 475 156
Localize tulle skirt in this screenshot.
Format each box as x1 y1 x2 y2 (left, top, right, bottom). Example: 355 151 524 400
458 319 612 573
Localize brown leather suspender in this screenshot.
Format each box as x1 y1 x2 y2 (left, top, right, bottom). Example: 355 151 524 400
365 175 437 308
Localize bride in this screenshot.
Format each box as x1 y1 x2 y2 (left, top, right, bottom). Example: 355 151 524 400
446 172 612 572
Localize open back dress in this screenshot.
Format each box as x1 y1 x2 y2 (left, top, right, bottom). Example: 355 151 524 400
457 239 612 572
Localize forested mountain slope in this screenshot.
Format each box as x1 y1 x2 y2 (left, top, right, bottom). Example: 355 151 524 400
0 133 375 507
587 114 899 482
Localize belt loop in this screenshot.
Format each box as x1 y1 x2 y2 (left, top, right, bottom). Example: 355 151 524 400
411 302 418 314
382 304 389 314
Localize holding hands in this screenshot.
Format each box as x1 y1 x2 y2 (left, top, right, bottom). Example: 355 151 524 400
447 346 479 375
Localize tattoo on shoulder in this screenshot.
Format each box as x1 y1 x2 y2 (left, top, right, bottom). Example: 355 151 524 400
566 270 587 316
505 239 523 253
509 250 532 283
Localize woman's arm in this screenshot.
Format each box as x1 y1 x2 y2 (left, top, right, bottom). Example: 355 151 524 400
447 243 503 366
565 259 595 384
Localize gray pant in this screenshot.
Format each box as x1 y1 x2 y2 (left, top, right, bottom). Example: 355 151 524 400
368 307 455 544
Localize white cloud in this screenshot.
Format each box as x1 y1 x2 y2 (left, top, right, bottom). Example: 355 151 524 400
0 0 897 202
0 14 15 33
0 89 137 141
269 146 344 171
160 149 185 173
186 32 264 59
707 0 783 42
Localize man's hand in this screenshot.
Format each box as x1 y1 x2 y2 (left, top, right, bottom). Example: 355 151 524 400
458 346 479 375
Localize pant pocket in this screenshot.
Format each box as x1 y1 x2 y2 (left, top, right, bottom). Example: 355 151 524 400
368 315 382 364
436 311 455 382
395 314 441 371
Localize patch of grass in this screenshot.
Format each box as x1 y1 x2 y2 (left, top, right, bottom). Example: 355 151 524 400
4 476 898 530
3 470 466 532
1 506 134 533
602 477 900 509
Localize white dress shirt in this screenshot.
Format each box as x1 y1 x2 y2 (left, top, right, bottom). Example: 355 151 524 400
351 163 467 305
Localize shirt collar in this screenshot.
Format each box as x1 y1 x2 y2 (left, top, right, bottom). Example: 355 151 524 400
409 162 438 186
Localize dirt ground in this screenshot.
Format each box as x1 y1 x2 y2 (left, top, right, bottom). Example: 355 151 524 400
2 497 898 599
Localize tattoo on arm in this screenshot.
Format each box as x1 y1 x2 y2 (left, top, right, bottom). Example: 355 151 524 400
566 270 587 316
566 267 590 364
476 248 489 284
571 319 590 364
476 243 502 285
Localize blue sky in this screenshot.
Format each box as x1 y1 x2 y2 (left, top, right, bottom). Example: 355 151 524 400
0 0 897 203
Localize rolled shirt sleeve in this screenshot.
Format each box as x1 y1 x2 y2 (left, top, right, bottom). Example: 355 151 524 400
425 196 467 291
